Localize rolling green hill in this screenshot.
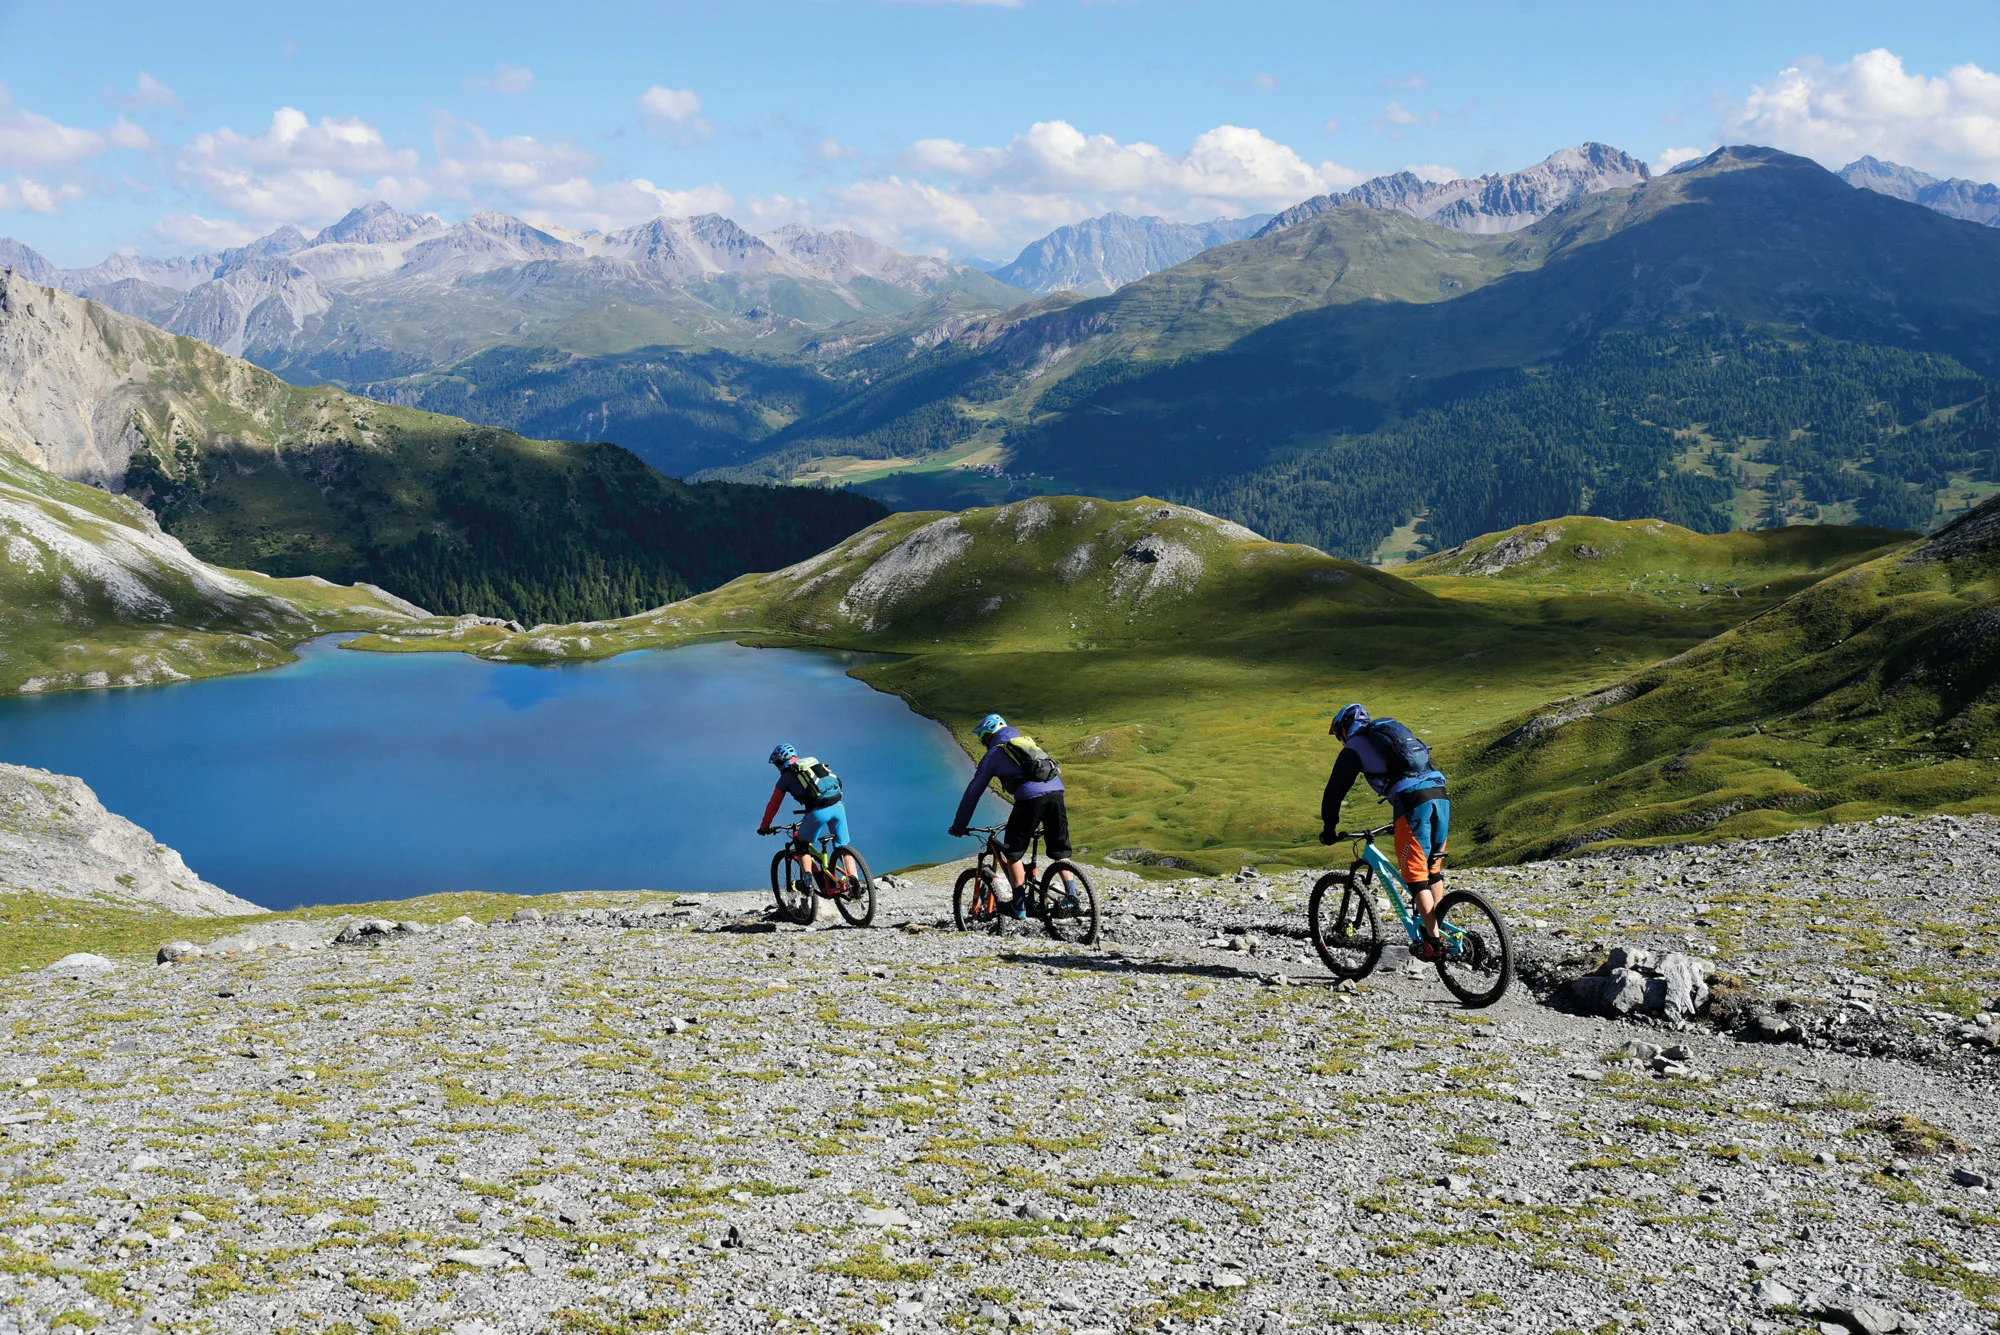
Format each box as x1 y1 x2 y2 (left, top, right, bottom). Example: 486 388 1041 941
348 498 1916 871
0 271 887 625
1450 496 2000 861
718 148 2000 558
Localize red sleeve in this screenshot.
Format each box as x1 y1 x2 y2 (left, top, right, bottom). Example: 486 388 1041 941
760 782 785 829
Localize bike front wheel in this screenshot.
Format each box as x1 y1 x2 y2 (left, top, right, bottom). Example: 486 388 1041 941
830 847 876 928
953 866 1003 932
1432 888 1513 1008
1308 868 1384 980
1038 860 1099 945
770 849 816 925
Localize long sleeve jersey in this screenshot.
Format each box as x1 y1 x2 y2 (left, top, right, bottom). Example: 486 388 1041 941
952 726 1063 830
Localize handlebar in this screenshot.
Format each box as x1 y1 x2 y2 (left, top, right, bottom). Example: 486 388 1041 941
958 824 1007 836
1335 824 1396 841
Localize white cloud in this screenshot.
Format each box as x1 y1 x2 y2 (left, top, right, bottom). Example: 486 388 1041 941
899 120 1356 208
1726 48 2000 181
825 120 1358 254
0 176 87 214
812 135 858 161
1402 163 1460 183
120 73 184 116
1655 146 1705 173
152 211 265 248
1322 117 1342 134
638 86 711 143
464 63 535 96
172 106 424 223
1250 74 1279 91
1377 101 1439 129
107 118 153 151
0 87 106 169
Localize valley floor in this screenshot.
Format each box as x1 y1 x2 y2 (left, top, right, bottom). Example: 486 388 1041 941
2 819 1997 1335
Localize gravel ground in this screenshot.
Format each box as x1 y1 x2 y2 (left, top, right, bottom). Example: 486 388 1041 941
2 816 1998 1335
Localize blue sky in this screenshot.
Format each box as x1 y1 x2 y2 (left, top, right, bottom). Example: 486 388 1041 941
2 0 1995 265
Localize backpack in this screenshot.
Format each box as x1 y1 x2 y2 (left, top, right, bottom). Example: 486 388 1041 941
1357 718 1432 781
791 757 844 809
1002 734 1061 783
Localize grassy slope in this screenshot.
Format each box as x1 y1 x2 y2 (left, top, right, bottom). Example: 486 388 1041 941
0 451 421 694
1450 500 2000 860
347 499 1909 873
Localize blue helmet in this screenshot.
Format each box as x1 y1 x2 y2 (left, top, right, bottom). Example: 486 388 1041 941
1331 703 1369 739
769 743 798 767
975 713 1007 741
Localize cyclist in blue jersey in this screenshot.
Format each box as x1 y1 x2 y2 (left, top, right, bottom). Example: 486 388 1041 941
1320 704 1451 958
759 744 858 879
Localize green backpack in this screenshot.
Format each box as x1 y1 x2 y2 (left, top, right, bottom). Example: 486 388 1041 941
1002 734 1061 783
791 757 844 809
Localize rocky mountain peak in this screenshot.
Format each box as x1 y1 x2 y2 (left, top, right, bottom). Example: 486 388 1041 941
313 201 445 247
989 212 1271 295
1839 155 2000 227
1259 142 1649 238
0 238 54 285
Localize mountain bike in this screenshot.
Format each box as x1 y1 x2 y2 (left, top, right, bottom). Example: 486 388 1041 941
1308 823 1512 1007
764 813 876 928
952 824 1099 944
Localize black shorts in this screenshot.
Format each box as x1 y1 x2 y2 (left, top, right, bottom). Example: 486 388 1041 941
1002 792 1071 861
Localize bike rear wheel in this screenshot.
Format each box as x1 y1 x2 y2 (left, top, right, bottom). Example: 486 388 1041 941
830 846 876 928
1432 888 1513 1008
1039 860 1099 945
1308 868 1384 980
953 865 1003 932
770 849 816 925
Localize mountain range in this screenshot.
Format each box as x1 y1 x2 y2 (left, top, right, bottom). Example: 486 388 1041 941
1838 155 2000 227
708 146 2000 561
1258 142 1652 237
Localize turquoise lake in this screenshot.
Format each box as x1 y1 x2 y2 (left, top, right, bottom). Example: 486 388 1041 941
0 639 1004 910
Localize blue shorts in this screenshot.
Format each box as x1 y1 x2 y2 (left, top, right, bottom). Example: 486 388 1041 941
800 802 850 849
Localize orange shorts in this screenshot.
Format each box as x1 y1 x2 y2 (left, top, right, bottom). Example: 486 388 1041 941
1392 797 1450 891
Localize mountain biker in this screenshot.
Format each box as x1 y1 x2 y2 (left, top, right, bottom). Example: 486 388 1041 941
1320 703 1451 959
758 744 858 880
948 714 1068 919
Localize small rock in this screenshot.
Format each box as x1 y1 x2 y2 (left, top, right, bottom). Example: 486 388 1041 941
44 952 115 976
1568 1068 1605 1083
156 941 200 964
1440 1174 1474 1194
444 1248 510 1268
1210 1270 1250 1290
125 1153 162 1172
511 908 543 925
1752 1278 1798 1308
1951 1167 1988 1188
859 1207 912 1228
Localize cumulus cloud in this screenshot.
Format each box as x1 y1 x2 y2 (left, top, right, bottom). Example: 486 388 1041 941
812 136 858 161
638 86 711 143
0 176 87 214
1726 48 2000 181
0 88 106 169
107 118 153 151
824 120 1359 253
464 63 535 96
172 106 424 223
1655 146 1705 173
1402 163 1461 183
120 74 184 116
1376 101 1440 130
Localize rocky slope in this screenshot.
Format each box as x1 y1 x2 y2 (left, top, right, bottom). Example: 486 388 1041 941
1257 142 1649 237
0 764 258 916
0 267 888 625
1 818 1993 1334
1840 156 2000 227
988 212 1272 295
0 447 425 694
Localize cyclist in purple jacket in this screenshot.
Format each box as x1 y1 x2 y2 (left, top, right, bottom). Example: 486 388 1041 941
948 713 1068 919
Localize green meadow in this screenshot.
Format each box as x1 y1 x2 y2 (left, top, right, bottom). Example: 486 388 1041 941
346 497 1988 875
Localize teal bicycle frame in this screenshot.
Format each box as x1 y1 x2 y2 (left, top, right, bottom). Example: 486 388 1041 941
1348 824 1470 954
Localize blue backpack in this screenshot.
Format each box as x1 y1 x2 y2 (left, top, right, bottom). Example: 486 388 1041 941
1358 719 1432 781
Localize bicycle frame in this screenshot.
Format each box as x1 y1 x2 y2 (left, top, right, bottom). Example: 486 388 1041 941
1352 832 1469 952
